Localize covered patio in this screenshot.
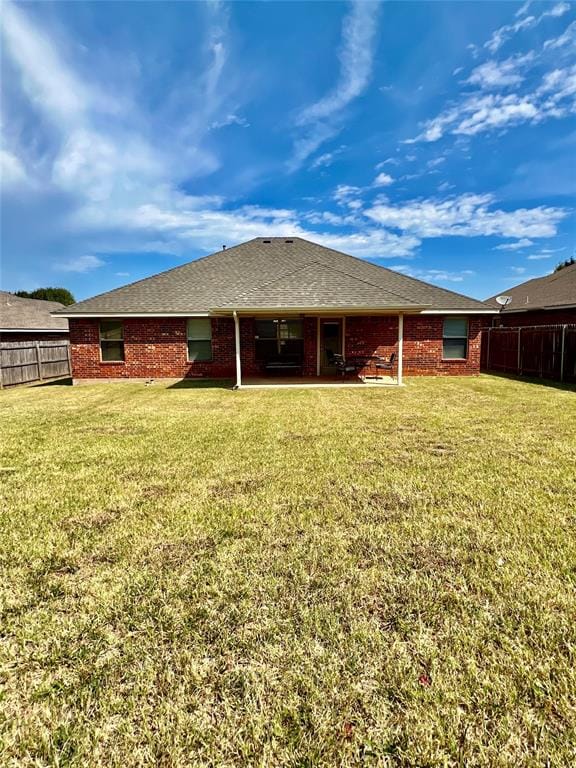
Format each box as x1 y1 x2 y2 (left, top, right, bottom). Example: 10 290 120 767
219 309 410 390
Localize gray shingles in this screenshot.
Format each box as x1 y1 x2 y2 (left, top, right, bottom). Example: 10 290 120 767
0 292 69 331
485 263 576 312
57 237 491 314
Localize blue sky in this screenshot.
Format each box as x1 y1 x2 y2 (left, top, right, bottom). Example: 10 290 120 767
1 0 575 301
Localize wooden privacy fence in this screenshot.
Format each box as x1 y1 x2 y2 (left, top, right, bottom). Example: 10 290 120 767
0 340 71 387
481 324 576 383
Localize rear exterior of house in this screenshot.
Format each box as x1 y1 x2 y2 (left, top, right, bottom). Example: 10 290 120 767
486 263 576 327
56 238 495 386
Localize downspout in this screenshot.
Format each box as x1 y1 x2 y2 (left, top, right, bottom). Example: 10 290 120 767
233 311 242 390
397 313 404 386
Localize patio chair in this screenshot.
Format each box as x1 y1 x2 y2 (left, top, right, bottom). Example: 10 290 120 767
374 352 396 381
332 353 357 377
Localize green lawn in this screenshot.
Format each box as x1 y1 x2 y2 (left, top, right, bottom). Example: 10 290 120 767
1 376 575 767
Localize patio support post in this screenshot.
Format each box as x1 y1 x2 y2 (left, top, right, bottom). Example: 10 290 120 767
233 311 242 389
316 317 321 376
397 313 404 386
560 324 567 382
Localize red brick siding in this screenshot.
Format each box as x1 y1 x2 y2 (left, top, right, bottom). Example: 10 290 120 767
69 314 484 381
496 309 576 327
402 315 482 375
344 315 482 376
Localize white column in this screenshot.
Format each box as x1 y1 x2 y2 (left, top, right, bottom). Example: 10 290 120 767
316 317 321 376
233 311 242 389
397 313 404 385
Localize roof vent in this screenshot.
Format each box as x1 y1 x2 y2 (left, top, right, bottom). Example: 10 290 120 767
285 239 293 243
262 239 271 243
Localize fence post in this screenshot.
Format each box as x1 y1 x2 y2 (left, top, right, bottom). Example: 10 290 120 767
517 327 522 375
0 347 3 390
487 327 491 369
35 342 43 381
66 342 72 378
560 325 567 383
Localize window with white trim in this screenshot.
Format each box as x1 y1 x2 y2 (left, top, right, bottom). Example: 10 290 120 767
187 318 212 361
442 317 468 359
100 320 124 361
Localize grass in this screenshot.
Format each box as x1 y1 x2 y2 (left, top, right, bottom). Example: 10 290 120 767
1 376 575 767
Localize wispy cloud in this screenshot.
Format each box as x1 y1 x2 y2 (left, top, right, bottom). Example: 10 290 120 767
526 253 553 260
373 172 394 186
391 264 476 284
484 2 570 53
494 238 533 251
289 0 379 170
55 255 105 273
544 19 576 50
309 145 346 170
365 194 567 239
210 114 250 130
466 53 534 88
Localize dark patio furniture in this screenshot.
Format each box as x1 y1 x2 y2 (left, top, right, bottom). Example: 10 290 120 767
264 360 302 376
329 354 358 376
373 352 396 380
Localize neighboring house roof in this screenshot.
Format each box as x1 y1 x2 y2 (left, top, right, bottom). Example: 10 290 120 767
56 237 493 316
0 291 69 332
485 263 576 312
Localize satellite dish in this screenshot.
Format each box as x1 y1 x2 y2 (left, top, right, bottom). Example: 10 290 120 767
495 295 512 307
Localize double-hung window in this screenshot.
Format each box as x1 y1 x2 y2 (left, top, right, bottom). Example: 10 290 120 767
442 317 468 359
100 321 124 361
187 318 212 361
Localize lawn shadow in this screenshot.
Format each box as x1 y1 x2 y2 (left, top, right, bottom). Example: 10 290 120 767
167 378 234 390
482 371 576 393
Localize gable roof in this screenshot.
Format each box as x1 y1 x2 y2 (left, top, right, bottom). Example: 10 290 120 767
56 237 492 315
485 263 576 312
0 292 69 332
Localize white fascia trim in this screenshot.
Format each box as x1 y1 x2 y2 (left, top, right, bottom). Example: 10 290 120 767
54 312 210 318
0 328 69 333
420 309 497 315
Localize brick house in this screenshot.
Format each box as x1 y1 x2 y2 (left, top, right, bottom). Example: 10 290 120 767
485 263 576 327
55 237 495 387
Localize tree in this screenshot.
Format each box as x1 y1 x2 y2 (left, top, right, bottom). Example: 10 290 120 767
14 287 76 305
554 256 575 273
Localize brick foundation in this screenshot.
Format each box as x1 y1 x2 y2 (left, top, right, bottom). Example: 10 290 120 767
69 314 484 381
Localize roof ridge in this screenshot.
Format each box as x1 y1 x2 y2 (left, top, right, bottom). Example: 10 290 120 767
294 237 489 308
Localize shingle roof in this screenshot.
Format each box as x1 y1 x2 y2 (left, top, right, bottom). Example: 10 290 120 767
485 263 576 312
57 237 492 314
0 292 69 331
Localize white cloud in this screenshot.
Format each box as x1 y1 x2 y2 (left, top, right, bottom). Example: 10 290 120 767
55 255 105 272
0 149 29 188
309 146 346 170
544 20 576 50
209 114 250 130
516 1 532 18
365 193 567 239
526 253 553 260
289 0 380 169
484 2 570 53
510 266 527 274
373 172 394 186
466 53 534 88
375 157 400 168
115 271 130 276
494 238 533 250
391 264 476 283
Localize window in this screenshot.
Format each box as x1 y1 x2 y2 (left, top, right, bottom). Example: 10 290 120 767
187 318 212 361
255 318 303 362
443 317 468 359
100 320 124 361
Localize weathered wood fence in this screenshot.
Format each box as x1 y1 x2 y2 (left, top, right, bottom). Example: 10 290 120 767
481 324 576 383
0 340 71 387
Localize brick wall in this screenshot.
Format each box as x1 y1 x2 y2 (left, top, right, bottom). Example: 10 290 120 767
70 314 484 381
496 308 576 327
344 315 482 376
